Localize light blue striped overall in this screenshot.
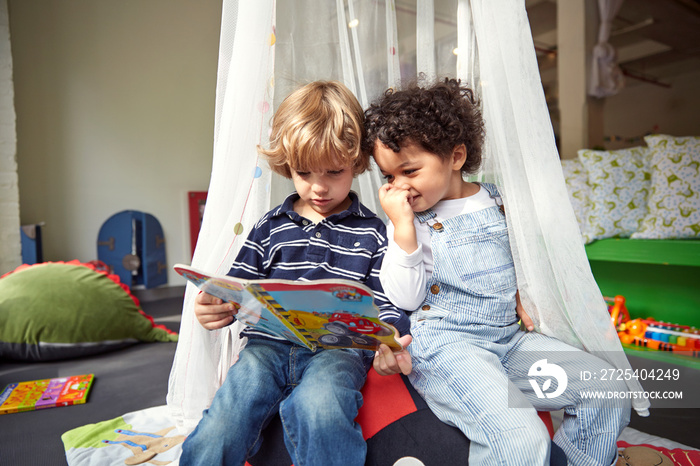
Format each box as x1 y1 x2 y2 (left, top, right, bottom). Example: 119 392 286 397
407 183 630 466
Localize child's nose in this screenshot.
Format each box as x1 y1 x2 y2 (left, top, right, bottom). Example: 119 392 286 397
391 177 407 188
312 182 329 194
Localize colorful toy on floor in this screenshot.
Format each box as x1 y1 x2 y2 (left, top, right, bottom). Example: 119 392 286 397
606 295 700 357
608 295 631 328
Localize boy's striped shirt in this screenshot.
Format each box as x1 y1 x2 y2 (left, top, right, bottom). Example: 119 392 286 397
227 192 409 340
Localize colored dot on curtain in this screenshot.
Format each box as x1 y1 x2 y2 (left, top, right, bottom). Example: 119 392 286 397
254 166 262 178
233 223 244 235
269 33 276 46
259 101 270 113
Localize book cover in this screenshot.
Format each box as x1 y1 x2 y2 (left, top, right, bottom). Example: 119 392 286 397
0 374 95 415
174 264 403 352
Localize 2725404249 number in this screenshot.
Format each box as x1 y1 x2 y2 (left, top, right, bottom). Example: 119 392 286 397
580 368 680 381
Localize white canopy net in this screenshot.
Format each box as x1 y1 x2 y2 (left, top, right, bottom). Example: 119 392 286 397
167 0 649 434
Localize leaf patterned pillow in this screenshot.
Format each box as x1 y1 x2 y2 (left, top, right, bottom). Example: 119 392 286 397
561 158 591 242
577 147 651 242
631 135 700 239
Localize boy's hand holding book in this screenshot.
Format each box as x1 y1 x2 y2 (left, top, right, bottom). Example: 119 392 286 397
194 291 237 330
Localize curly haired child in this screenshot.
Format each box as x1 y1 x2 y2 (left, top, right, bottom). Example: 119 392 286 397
180 81 410 466
364 78 631 466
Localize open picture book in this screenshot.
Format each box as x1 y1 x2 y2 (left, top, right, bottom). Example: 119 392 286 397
174 264 403 352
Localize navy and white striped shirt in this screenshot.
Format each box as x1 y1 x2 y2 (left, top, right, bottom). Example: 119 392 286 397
228 191 410 340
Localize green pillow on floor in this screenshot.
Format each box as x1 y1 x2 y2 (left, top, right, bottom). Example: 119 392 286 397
0 261 177 361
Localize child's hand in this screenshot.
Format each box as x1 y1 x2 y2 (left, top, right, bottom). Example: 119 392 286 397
516 291 534 331
379 184 418 254
373 334 413 376
194 291 237 330
378 184 414 227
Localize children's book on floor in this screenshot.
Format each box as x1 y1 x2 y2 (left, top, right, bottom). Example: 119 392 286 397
0 374 95 415
174 264 403 352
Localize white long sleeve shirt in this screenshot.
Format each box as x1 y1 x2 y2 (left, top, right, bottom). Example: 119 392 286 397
379 185 497 312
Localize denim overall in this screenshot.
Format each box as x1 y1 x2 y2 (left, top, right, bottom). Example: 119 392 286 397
407 183 630 466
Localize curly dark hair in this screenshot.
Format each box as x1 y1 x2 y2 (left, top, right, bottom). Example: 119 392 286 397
362 78 485 175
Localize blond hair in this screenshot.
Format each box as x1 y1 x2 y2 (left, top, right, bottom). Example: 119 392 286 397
259 81 369 178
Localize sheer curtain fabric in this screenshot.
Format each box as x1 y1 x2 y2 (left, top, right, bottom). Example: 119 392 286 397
168 0 648 433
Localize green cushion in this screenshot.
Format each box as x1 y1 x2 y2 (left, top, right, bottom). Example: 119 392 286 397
0 262 177 361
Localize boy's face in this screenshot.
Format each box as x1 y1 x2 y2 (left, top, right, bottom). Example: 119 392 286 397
290 164 354 221
373 141 464 212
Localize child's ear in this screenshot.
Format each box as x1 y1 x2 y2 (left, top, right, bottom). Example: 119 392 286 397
451 144 467 170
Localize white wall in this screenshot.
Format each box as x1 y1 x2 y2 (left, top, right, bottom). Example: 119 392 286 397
0 0 20 275
603 70 700 150
9 0 222 285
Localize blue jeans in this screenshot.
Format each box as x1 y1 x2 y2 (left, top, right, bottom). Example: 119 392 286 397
180 339 370 466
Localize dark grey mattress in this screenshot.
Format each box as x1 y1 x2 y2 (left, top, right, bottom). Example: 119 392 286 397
0 293 183 466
